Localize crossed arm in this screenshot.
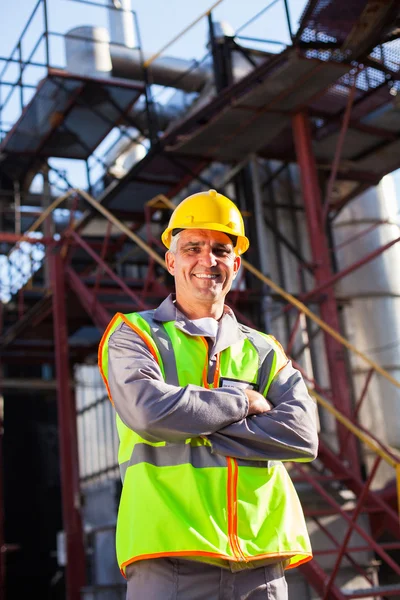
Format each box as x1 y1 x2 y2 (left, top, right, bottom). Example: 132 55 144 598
107 322 318 463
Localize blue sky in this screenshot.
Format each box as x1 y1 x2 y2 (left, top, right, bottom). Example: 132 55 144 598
0 0 308 76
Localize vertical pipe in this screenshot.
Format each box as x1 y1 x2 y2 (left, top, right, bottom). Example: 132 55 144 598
292 111 360 472
133 12 158 145
108 0 136 48
250 155 272 333
264 161 291 340
42 0 50 69
283 0 293 41
0 359 5 600
50 252 86 600
85 160 92 196
208 13 224 93
17 43 23 111
42 169 53 289
13 181 21 236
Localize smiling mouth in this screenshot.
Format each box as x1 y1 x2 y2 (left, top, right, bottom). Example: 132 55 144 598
192 273 220 279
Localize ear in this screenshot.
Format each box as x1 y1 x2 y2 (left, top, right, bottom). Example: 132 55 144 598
233 255 241 278
165 251 175 276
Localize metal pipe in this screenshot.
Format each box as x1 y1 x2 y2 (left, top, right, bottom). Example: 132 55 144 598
13 181 21 236
108 0 136 49
50 252 86 600
322 72 359 224
42 0 50 69
110 47 209 92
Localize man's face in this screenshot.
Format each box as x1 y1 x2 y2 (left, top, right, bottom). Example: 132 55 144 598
165 229 241 309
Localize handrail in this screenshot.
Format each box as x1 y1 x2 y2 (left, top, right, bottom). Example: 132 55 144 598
146 194 400 390
143 0 224 68
311 387 400 518
20 188 400 390
310 388 399 470
7 186 400 513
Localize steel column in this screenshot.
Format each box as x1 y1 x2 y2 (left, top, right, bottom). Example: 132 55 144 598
50 252 86 600
292 111 360 471
0 365 5 600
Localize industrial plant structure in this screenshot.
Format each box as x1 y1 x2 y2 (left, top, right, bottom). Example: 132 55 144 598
0 0 400 598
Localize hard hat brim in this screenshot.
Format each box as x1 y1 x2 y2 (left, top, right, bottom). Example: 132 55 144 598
162 223 249 255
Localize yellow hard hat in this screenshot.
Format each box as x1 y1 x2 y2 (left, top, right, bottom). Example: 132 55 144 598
161 189 249 255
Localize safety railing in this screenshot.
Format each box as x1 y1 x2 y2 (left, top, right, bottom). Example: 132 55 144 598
0 0 144 141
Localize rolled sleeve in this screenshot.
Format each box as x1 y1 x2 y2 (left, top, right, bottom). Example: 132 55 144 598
107 322 248 443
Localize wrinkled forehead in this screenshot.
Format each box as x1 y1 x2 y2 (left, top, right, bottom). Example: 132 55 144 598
178 228 234 247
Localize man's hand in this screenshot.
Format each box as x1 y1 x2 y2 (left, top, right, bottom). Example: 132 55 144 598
244 389 272 416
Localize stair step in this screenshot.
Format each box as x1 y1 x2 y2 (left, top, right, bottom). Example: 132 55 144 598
341 583 400 598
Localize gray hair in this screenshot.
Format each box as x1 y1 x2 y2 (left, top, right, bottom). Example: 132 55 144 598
169 231 182 254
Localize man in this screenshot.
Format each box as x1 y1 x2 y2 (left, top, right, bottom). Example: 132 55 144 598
99 189 318 600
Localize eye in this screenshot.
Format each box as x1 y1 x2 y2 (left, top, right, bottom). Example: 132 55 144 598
214 248 231 257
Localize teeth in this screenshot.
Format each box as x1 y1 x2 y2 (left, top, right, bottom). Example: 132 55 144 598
194 274 218 279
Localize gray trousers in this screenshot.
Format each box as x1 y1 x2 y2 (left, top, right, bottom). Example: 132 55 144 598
126 558 288 600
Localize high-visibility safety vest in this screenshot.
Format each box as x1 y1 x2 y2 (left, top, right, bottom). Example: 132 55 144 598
99 311 313 576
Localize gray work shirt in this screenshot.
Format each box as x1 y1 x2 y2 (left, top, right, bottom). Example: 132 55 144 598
107 294 318 462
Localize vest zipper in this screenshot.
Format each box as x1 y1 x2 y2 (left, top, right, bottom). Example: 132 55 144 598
227 457 247 562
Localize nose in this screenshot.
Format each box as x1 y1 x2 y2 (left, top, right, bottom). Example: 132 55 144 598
198 248 217 268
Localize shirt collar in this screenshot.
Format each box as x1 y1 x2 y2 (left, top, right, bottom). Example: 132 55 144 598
153 294 246 355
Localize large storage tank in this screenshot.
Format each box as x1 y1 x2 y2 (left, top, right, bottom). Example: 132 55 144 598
333 173 400 457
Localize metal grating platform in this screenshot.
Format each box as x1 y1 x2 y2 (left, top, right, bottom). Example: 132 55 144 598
163 51 350 162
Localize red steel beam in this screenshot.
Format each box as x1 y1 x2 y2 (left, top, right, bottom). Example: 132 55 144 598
296 235 400 307
67 230 149 311
322 456 381 599
322 71 359 224
311 517 375 586
50 252 86 600
0 233 54 244
65 266 111 331
318 441 400 537
294 461 400 576
292 111 360 471
300 559 347 600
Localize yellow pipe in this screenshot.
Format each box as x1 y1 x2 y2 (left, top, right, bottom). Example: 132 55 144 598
310 388 399 469
145 195 400 391
242 259 400 390
143 0 224 68
397 464 400 521
20 188 400 391
77 189 166 269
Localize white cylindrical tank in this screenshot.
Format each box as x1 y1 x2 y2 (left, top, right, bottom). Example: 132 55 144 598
65 26 112 77
333 173 400 450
